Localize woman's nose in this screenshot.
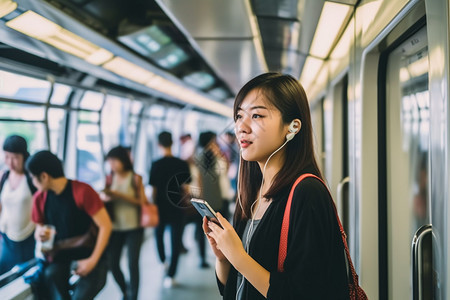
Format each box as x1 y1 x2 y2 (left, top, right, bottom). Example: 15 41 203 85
235 117 250 134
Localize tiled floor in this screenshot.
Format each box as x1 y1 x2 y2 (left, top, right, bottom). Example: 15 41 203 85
96 224 221 300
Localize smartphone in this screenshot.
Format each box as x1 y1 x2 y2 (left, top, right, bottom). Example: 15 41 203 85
190 198 222 228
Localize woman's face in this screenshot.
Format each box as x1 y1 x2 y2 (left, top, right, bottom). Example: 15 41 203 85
235 89 288 164
108 158 124 173
4 151 25 173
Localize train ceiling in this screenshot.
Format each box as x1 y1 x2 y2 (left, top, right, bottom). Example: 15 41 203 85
0 0 356 114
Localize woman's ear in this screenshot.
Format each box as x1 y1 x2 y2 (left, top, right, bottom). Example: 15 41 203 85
287 119 302 134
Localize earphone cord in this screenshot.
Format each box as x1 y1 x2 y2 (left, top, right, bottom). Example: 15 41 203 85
249 138 289 245
236 138 290 300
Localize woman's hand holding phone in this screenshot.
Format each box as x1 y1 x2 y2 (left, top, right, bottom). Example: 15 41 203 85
202 216 227 262
206 212 246 266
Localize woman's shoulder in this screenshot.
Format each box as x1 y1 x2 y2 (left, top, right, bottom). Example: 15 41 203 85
290 176 332 208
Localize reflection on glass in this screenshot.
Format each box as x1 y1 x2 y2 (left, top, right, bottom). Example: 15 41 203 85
0 70 50 103
399 59 430 231
386 26 430 299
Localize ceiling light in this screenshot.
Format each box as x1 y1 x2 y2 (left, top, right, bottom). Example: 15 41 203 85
0 0 17 18
103 57 155 84
209 87 228 100
119 25 172 56
153 44 189 69
359 1 382 35
309 2 351 59
6 11 113 65
299 56 323 90
146 75 232 117
183 72 215 89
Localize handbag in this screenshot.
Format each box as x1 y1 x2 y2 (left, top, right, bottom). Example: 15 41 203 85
278 173 368 300
45 223 98 262
140 202 159 227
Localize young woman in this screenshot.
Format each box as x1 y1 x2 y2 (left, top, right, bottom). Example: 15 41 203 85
101 146 146 300
0 135 36 274
203 73 350 299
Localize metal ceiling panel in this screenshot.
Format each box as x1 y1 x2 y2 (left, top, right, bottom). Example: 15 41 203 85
157 0 265 93
252 0 299 19
196 40 265 93
157 0 253 38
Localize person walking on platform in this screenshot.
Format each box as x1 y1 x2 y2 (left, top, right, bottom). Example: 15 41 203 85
101 146 146 300
203 73 350 299
0 135 36 274
195 131 231 269
27 150 112 300
149 131 191 288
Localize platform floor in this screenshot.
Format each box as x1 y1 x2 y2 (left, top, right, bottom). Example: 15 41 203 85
96 223 221 300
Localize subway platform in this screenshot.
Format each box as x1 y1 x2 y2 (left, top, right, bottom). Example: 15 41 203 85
97 223 221 300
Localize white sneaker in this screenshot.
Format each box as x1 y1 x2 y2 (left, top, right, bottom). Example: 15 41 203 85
163 277 176 288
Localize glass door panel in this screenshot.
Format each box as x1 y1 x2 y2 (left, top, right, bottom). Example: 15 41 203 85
385 26 430 299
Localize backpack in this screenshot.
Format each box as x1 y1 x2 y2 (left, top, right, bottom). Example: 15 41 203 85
0 170 37 196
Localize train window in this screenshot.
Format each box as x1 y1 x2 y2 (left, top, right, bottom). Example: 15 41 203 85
0 102 45 121
148 104 166 118
50 84 72 105
101 95 130 152
0 70 50 103
79 90 104 111
131 100 143 115
77 113 103 190
48 108 66 155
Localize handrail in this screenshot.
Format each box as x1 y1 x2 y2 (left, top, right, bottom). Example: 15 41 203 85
0 258 37 288
336 176 350 222
412 224 433 300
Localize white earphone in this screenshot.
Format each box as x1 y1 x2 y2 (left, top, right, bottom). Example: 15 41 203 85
286 120 300 141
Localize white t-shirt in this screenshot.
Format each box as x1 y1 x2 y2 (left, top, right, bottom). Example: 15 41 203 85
0 176 35 241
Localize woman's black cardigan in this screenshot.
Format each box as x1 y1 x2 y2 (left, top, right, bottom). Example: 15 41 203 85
217 175 350 299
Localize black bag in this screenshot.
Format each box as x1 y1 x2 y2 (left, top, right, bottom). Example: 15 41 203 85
45 224 98 262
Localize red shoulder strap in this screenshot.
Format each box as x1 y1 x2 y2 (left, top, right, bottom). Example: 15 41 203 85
278 173 318 272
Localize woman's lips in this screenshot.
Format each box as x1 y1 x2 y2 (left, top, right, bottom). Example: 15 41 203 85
240 140 252 148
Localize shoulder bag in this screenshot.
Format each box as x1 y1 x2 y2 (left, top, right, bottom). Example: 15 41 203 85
278 173 368 300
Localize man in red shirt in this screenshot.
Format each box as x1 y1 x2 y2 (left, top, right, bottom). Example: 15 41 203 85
27 150 112 299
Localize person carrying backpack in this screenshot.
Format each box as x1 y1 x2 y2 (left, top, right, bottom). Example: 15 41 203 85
0 135 37 274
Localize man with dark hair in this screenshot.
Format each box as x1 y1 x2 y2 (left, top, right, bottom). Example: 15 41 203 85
149 131 191 288
158 131 173 148
26 150 112 299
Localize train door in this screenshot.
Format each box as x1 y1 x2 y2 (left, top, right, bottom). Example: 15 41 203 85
324 75 350 235
383 26 432 299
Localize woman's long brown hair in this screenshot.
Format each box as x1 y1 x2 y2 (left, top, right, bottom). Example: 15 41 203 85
234 72 322 221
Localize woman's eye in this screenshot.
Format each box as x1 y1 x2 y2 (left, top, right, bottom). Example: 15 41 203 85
252 114 263 119
235 114 242 120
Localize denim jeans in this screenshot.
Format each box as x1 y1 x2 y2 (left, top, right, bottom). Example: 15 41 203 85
107 228 144 300
43 256 107 300
0 232 35 274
